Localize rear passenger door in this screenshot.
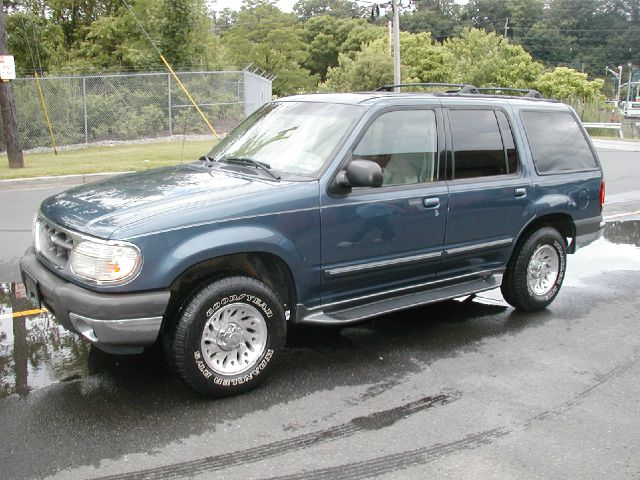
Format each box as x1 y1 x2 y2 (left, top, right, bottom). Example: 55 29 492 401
438 107 534 280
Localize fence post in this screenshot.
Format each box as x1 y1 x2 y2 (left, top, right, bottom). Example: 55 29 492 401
168 73 173 136
82 76 88 144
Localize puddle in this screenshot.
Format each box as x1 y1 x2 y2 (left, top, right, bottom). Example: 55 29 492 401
565 220 640 287
0 282 89 397
1 220 639 398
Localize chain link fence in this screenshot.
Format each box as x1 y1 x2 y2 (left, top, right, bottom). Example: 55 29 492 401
0 70 272 151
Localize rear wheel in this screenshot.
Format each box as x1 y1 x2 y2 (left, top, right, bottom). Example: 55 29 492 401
166 276 286 397
501 227 567 312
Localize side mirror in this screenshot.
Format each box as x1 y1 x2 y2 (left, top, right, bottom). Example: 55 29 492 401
334 159 383 192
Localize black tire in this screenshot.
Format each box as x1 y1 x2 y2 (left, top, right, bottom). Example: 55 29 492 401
166 276 286 397
501 227 567 312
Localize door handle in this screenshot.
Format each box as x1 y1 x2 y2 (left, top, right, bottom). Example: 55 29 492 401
423 197 440 209
514 187 527 198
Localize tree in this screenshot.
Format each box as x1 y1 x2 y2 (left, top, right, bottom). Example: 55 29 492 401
159 0 206 68
301 15 383 81
64 0 162 72
322 28 547 92
221 2 315 95
58 0 226 73
158 0 227 71
443 28 543 87
535 66 605 102
400 31 451 82
293 0 365 20
462 0 509 33
6 12 65 74
402 0 467 40
44 0 121 48
213 7 237 29
322 39 395 92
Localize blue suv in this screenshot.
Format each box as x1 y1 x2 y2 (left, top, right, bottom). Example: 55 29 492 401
20 85 604 396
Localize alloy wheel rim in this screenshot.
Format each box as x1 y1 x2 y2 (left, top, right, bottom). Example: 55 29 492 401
200 302 268 376
526 244 560 296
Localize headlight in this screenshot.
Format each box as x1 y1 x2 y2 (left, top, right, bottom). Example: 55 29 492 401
70 240 142 285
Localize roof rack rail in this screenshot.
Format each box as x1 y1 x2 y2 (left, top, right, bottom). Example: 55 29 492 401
374 83 544 99
475 87 543 98
374 83 479 93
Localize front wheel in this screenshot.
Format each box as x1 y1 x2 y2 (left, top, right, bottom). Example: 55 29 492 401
166 276 286 397
501 227 567 312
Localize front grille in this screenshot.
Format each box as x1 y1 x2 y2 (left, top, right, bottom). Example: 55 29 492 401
36 219 75 269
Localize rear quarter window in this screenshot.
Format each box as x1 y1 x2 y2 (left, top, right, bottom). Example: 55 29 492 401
521 110 597 174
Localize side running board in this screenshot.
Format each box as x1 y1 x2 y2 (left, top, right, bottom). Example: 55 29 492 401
298 273 502 325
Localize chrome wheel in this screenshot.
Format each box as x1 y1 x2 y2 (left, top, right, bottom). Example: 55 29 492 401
526 244 560 296
200 303 268 376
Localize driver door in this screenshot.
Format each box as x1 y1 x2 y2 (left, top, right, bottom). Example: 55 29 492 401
320 108 448 305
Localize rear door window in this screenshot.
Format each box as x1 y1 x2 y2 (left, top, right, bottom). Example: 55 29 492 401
449 109 517 179
521 110 597 174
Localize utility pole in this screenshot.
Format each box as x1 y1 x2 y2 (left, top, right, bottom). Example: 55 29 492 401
617 65 623 106
605 65 623 106
503 18 509 39
0 0 23 168
392 0 401 91
626 63 633 106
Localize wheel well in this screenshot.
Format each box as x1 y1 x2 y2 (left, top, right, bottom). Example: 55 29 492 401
516 213 576 253
163 253 297 333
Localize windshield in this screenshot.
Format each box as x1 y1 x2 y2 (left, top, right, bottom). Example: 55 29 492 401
208 101 364 176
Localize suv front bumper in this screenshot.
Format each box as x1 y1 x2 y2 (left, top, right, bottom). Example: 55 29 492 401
20 248 170 354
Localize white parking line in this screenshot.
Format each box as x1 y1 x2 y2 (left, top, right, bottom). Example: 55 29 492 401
603 210 640 220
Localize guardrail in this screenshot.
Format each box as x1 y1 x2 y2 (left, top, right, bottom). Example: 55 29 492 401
582 122 624 139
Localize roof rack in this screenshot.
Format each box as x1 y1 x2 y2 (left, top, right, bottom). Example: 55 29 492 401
375 83 480 93
374 83 544 99
475 87 542 98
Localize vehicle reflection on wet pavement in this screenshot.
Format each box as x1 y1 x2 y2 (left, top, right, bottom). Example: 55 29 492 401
0 284 88 398
1 220 639 400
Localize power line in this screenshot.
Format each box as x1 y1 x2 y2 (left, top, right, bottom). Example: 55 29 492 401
508 26 640 33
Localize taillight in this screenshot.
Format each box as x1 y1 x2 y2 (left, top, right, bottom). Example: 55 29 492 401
599 180 606 208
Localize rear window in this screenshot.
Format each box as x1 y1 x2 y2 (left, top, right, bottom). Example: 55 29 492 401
521 111 597 174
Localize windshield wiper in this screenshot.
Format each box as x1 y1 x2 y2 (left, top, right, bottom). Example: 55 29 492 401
199 154 214 167
220 157 281 180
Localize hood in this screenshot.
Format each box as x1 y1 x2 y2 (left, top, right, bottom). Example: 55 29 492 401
40 163 284 238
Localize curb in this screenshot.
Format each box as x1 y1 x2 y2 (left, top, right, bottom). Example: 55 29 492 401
0 171 133 190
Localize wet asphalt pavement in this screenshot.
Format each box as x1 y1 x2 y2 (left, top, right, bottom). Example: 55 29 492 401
0 143 639 479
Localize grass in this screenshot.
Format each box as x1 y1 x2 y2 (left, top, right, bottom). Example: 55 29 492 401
0 139 216 180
